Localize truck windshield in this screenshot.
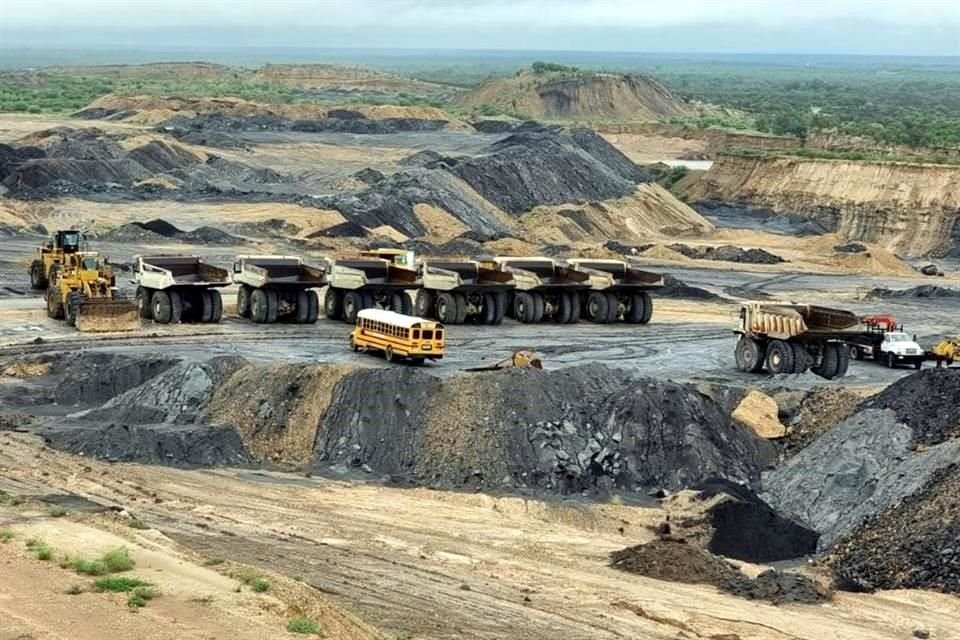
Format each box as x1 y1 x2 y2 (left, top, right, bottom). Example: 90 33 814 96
886 334 910 342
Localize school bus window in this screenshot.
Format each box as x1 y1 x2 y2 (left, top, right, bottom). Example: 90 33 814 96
436 330 443 340
421 329 433 340
412 330 420 340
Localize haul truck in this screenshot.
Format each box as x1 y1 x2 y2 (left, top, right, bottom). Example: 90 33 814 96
324 248 418 323
415 259 513 325
734 303 861 379
133 255 231 324
566 258 663 324
493 257 590 324
233 255 324 324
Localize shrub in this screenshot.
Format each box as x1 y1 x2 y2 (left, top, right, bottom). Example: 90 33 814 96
70 558 107 576
93 576 151 592
287 617 321 634
127 586 157 610
48 505 68 517
0 529 14 543
65 584 84 595
251 578 270 593
101 547 135 572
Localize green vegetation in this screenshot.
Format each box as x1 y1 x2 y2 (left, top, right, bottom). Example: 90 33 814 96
287 617 321 634
127 586 157 610
68 546 136 576
724 145 960 166
25 538 53 561
660 165 689 190
65 584 84 595
127 515 149 530
531 61 579 74
0 489 23 506
69 558 107 575
0 529 14 543
93 576 151 592
48 505 68 518
203 556 225 566
250 577 270 593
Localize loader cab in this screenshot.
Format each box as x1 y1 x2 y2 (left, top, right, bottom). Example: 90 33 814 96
55 230 81 254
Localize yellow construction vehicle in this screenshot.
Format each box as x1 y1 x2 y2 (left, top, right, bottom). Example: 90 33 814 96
45 252 139 332
29 230 82 290
930 337 960 367
464 350 543 372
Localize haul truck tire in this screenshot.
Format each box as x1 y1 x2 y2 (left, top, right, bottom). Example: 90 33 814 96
237 285 251 318
735 336 764 373
791 342 810 373
531 293 545 323
604 292 619 323
199 290 214 323
453 293 468 324
514 292 534 323
343 291 362 323
414 290 432 317
135 287 152 319
481 293 497 325
265 289 279 323
250 289 269 324
585 291 608 323
324 288 343 321
436 293 458 324
151 290 181 324
765 339 795 374
554 292 572 324
813 342 843 379
295 290 311 324
634 291 653 324
361 291 375 311
209 289 223 323
492 292 507 325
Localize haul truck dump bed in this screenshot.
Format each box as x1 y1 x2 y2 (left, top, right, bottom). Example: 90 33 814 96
566 258 663 324
324 249 419 323
416 259 514 325
233 255 324 324
493 257 590 324
133 255 231 324
735 303 861 379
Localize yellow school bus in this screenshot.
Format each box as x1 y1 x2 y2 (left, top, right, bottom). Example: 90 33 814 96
350 308 445 363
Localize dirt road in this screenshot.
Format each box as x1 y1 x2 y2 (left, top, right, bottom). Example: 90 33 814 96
2 434 957 640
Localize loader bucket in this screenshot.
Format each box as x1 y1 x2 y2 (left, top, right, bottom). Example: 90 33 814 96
75 299 140 333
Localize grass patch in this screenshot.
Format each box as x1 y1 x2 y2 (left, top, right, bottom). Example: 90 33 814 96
93 576 151 593
25 538 53 561
250 577 270 593
287 617 321 634
48 505 68 518
101 547 135 572
127 516 149 530
0 529 14 543
70 558 107 575
202 557 224 566
65 584 84 595
127 586 157 610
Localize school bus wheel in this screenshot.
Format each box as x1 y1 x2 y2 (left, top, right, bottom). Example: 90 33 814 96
349 334 358 352
385 345 395 362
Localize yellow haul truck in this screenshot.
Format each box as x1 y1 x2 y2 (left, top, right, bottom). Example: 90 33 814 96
45 252 139 332
324 249 418 323
233 255 325 324
566 258 663 324
415 259 514 325
133 255 231 324
493 257 590 324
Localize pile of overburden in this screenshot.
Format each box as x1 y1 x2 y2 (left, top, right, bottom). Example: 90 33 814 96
98 218 243 246
0 128 288 198
668 243 785 264
315 124 651 239
869 285 960 299
654 274 720 300
763 370 960 556
610 539 828 604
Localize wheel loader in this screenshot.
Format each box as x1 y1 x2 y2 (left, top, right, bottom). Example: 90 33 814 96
930 337 960 367
29 229 82 290
45 252 139 332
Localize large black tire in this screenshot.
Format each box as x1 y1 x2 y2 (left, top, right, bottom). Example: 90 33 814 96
305 290 319 324
914 359 922 370
886 352 896 369
555 291 573 324
237 285 251 318
603 292 620 323
813 342 841 380
568 293 581 323
638 292 653 324
30 260 47 290
851 345 864 361
531 293 545 323
514 292 535 323
151 290 173 324
65 291 83 327
414 290 433 318
492 292 507 325
734 336 764 373
135 287 152 319
265 289 279 324
46 290 64 319
199 290 214 323
384 345 395 363
453 293 468 324
361 291 375 310
436 292 459 324
343 291 362 324
250 288 270 324
391 292 406 315
209 290 222 323
835 342 850 377
324 288 343 321
481 293 497 325
626 292 645 324
791 341 811 374
585 291 609 324
295 290 311 324
765 339 796 374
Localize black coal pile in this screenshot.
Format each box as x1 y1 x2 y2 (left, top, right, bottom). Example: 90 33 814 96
669 243 785 264
307 220 368 238
470 119 525 134
603 240 652 256
834 242 867 253
693 201 830 236
869 285 960 299
861 369 960 445
447 125 650 214
1 128 290 199
610 539 828 604
830 463 960 593
763 370 960 550
0 142 46 181
697 479 819 562
97 218 243 246
352 167 386 184
653 274 720 300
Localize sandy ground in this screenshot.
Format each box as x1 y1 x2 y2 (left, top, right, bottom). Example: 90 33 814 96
2 433 958 640
602 132 708 163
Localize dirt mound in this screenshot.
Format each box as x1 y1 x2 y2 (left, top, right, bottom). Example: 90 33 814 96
43 423 252 467
96 223 170 244
638 244 694 262
610 539 826 604
861 369 960 445
669 243 785 264
1 128 289 198
732 390 786 439
830 463 960 593
97 218 243 245
777 387 868 459
869 285 960 299
763 399 960 550
458 70 692 121
654 274 720 300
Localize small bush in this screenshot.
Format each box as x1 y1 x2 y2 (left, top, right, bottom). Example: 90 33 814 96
127 586 157 610
0 529 13 543
93 576 151 592
101 547 135 572
48 505 68 517
250 577 270 593
203 557 225 566
71 558 107 576
65 584 84 595
287 617 321 634
128 516 149 530
26 538 53 560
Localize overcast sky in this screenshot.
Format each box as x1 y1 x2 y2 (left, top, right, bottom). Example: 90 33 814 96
1 0 958 55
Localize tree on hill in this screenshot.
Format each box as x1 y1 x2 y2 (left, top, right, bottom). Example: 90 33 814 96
531 61 579 74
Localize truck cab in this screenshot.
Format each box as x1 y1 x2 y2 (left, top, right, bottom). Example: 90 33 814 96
878 332 925 369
